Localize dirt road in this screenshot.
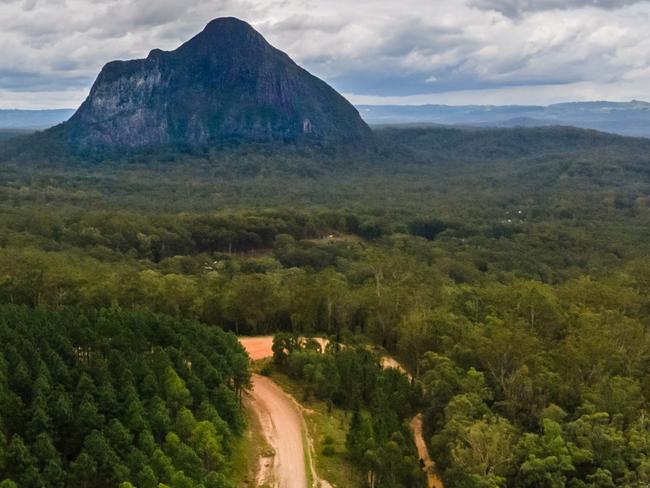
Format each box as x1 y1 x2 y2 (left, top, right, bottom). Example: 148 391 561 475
411 414 444 488
248 373 308 488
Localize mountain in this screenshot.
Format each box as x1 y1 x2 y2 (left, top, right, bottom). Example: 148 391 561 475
0 109 74 129
358 101 650 138
57 17 371 152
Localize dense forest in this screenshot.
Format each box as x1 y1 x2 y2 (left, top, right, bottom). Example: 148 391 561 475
0 306 249 487
2 125 650 487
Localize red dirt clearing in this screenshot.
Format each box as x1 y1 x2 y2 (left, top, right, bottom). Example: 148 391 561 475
239 336 274 360
240 336 329 361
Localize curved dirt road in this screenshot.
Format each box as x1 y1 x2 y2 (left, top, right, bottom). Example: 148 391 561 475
241 336 441 488
240 336 310 488
248 373 308 488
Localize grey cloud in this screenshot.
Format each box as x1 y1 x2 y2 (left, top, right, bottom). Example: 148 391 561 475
469 0 645 16
1 0 650 108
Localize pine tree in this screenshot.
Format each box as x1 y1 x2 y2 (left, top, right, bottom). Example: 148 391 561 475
69 451 97 488
346 409 375 462
5 435 34 483
163 368 191 412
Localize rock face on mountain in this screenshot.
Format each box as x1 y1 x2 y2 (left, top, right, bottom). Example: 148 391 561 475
62 17 372 151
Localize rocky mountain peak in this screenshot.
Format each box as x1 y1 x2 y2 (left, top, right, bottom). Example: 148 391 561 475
60 17 372 152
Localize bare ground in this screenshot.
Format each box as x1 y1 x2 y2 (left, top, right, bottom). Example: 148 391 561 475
240 336 330 362
248 374 308 488
240 336 275 361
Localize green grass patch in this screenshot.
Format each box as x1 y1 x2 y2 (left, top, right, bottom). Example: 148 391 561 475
230 396 273 487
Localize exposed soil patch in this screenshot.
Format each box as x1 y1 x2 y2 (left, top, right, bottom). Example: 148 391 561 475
240 336 275 360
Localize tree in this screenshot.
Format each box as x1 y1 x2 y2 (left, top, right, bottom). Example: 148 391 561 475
32 433 60 469
397 306 435 377
5 435 33 482
164 367 191 412
163 433 203 478
222 273 280 334
69 452 97 488
106 419 133 453
516 419 576 487
76 394 104 437
565 412 628 482
83 430 128 484
136 465 159 488
584 376 644 426
451 416 518 484
149 396 172 441
346 409 375 462
421 352 465 421
272 333 300 365
191 421 224 471
313 268 349 334
151 448 174 483
175 407 197 441
471 318 539 415
230 351 250 404
0 432 6 473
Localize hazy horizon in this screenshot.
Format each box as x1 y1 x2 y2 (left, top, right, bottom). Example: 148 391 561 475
2 99 649 112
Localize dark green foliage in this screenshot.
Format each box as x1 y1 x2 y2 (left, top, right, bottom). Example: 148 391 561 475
0 306 249 487
0 129 34 142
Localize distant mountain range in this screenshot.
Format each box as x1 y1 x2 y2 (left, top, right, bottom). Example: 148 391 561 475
3 100 649 141
357 101 650 138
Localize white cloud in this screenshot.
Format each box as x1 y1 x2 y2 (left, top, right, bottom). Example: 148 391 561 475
0 0 649 108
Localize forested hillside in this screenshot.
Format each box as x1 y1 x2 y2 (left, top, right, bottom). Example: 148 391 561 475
1 125 650 487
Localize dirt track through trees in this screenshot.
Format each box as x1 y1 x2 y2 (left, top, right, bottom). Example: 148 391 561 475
240 336 442 488
411 414 444 488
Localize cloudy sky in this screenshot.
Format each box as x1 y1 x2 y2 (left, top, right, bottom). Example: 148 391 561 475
1 0 650 109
